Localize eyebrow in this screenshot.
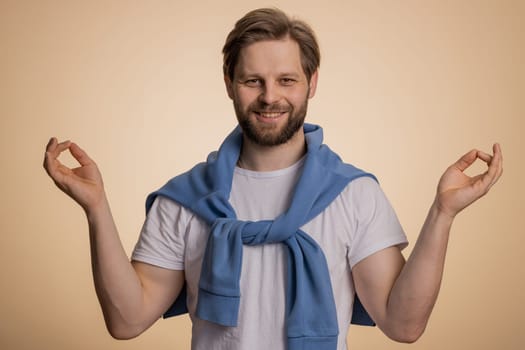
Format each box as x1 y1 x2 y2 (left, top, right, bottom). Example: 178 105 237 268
236 72 302 80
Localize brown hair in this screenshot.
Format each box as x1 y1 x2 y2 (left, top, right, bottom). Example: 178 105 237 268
222 8 320 82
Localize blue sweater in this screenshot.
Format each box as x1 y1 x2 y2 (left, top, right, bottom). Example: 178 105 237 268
146 124 376 349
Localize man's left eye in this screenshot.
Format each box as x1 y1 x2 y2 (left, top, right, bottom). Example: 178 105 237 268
280 78 296 85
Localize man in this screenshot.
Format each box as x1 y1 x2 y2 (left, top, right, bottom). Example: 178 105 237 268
43 8 503 350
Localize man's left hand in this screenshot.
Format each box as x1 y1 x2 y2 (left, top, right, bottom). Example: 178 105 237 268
435 143 503 218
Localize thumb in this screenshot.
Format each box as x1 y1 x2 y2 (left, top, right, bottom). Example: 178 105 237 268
69 142 96 167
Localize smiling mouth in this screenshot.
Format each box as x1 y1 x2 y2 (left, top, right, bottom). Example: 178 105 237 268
256 111 286 119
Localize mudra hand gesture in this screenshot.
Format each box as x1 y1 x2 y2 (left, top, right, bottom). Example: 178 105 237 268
43 137 106 213
43 137 502 218
434 143 503 218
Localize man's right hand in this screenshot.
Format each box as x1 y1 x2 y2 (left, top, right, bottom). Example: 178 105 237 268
43 137 105 212
43 137 185 339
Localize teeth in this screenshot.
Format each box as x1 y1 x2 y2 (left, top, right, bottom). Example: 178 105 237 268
259 112 282 118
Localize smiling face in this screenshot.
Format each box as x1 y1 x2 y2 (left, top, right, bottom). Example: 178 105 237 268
225 37 318 147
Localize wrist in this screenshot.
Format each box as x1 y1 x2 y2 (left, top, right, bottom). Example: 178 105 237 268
84 194 111 223
430 199 455 226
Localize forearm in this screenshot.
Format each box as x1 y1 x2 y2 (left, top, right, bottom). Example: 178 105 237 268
85 197 146 339
386 201 453 340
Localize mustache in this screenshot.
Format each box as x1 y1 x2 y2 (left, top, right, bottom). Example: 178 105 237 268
249 103 291 113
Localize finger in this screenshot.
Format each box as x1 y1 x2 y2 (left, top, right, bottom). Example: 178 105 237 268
454 149 478 172
44 148 65 178
69 142 94 167
43 138 71 177
493 143 503 164
488 143 503 187
46 139 71 159
45 137 57 152
43 137 57 171
478 143 503 190
495 143 503 176
477 143 502 165
476 150 492 163
494 142 502 154
56 140 72 153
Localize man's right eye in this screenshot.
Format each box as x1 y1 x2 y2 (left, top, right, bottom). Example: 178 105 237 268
244 79 262 87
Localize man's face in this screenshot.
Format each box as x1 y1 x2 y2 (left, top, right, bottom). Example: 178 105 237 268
225 37 318 146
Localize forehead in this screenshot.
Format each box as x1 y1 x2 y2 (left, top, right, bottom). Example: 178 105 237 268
235 37 304 77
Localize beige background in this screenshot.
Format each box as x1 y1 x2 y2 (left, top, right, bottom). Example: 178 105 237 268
1 0 523 349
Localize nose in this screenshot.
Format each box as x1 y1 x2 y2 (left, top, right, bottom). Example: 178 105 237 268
258 82 281 105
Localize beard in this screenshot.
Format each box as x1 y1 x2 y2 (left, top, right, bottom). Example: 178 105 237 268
233 95 309 147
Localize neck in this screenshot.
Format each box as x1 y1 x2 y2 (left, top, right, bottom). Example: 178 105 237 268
238 130 306 172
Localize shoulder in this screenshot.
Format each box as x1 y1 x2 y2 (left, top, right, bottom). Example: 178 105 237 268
335 176 385 212
334 176 403 239
305 176 384 239
345 175 382 196
147 195 201 228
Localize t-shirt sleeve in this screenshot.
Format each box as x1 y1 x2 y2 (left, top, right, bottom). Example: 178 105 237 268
347 177 408 267
131 196 188 270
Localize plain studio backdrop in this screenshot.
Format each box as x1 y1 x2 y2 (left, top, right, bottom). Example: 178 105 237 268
1 1 523 349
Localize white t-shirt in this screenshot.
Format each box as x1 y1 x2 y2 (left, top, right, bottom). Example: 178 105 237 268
132 158 408 350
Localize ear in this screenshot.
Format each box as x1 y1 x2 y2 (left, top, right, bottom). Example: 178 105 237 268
224 75 234 100
307 70 319 99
